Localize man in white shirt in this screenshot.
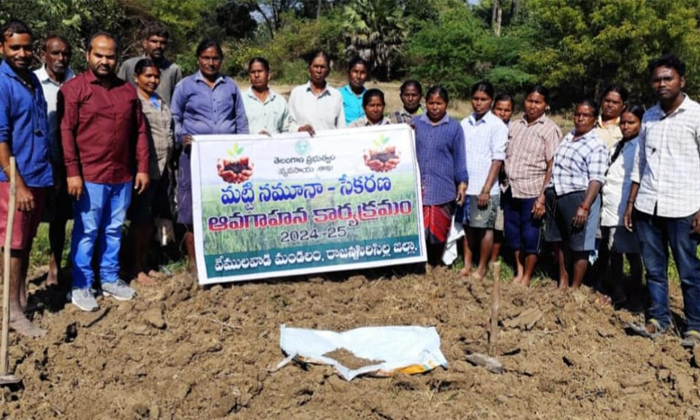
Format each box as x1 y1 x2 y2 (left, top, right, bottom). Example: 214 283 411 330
625 54 700 347
35 34 75 288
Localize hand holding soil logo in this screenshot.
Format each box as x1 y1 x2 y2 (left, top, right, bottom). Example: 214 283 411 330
217 143 254 184
364 134 401 173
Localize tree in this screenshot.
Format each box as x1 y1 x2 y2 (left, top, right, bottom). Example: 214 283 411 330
141 0 218 49
213 1 257 40
406 4 489 95
473 0 520 30
520 0 700 106
1 0 144 70
492 0 502 37
341 0 407 80
248 0 302 38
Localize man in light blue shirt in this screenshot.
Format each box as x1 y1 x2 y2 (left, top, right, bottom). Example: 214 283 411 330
339 57 368 125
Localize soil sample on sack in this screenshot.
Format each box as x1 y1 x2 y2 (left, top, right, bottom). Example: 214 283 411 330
323 349 383 370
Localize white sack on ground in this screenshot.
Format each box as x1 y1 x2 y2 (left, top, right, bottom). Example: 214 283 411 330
278 325 448 381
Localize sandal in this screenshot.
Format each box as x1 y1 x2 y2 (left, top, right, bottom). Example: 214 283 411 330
627 319 665 339
681 330 700 348
597 295 613 308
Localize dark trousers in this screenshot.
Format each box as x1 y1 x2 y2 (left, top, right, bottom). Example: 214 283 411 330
503 188 541 254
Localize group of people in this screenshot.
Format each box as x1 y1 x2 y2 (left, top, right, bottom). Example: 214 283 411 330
0 19 699 349
416 56 700 349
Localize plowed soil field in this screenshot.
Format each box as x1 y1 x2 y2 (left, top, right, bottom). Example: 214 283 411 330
4 265 700 419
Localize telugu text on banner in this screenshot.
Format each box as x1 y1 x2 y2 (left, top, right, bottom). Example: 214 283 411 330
191 125 426 285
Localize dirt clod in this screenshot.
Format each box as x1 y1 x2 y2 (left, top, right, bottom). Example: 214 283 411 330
143 308 166 329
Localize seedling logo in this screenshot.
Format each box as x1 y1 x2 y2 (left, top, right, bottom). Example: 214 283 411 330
373 134 390 149
227 143 244 158
365 134 400 172
218 142 253 183
369 135 398 163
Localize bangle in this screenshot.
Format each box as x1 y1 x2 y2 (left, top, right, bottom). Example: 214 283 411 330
627 200 635 204
579 204 589 211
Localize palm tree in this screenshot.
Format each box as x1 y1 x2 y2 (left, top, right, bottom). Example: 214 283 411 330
342 0 407 80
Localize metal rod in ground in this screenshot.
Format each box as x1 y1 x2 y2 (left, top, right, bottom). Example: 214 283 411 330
488 262 501 357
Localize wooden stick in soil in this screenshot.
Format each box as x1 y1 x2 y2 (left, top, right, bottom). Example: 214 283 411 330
0 158 21 384
488 262 501 357
465 262 504 374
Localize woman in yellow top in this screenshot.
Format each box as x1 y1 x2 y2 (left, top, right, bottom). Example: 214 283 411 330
595 85 628 149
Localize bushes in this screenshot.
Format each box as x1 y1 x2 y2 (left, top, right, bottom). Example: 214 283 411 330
225 12 345 83
1 0 142 72
405 4 539 100
406 6 485 96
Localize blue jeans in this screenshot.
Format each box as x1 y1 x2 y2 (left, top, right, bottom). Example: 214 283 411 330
636 210 700 331
71 182 132 289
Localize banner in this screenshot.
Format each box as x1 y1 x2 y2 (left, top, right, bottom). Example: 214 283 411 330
191 125 426 285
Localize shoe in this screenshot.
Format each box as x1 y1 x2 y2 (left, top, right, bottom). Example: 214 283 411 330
101 280 136 301
681 330 700 348
71 287 99 312
627 318 665 339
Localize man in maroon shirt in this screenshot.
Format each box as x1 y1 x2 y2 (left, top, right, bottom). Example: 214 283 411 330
59 32 149 311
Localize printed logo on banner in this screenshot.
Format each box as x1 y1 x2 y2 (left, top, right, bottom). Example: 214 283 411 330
295 139 311 156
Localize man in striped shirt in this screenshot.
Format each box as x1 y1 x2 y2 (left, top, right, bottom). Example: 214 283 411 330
625 54 700 347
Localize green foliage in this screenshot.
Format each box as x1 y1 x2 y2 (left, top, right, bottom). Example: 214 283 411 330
484 66 536 92
30 223 71 268
140 0 216 48
520 0 700 106
402 0 439 27
7 0 700 108
227 12 345 82
276 60 311 85
1 0 142 71
473 0 524 28
406 5 490 96
342 0 408 80
273 12 345 63
212 1 257 40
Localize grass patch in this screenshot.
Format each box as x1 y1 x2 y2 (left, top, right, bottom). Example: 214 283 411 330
30 222 72 269
29 221 189 276
160 258 189 275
